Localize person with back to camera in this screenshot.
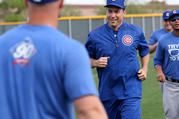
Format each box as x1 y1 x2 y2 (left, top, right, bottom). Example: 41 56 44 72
85 0 150 119
149 10 173 54
154 9 179 119
0 0 108 119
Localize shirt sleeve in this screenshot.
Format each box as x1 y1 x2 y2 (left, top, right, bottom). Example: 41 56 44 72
138 30 150 57
63 42 97 101
149 32 158 45
85 34 96 59
154 40 163 67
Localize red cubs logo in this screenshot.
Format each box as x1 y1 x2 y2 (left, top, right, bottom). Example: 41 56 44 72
173 10 177 14
122 35 133 46
166 13 169 16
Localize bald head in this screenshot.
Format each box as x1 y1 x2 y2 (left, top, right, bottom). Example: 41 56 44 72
27 0 59 4
25 0 64 28
25 0 62 11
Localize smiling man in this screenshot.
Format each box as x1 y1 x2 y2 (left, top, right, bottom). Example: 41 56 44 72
0 0 108 119
154 9 179 119
85 0 150 119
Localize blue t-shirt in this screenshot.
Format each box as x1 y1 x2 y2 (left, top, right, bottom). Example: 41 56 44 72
154 32 179 80
0 24 97 119
149 28 168 45
85 22 149 100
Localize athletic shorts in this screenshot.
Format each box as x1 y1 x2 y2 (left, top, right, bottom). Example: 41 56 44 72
102 98 141 119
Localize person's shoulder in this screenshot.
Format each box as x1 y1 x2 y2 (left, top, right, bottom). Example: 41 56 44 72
0 25 21 38
0 24 83 51
124 23 143 34
87 24 106 41
124 23 142 31
50 29 84 50
29 25 81 47
89 24 106 35
153 28 165 34
161 32 172 39
158 28 165 32
158 32 171 43
0 25 25 45
53 29 85 51
60 37 87 60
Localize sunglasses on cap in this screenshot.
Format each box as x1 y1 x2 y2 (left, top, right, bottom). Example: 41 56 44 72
170 17 179 22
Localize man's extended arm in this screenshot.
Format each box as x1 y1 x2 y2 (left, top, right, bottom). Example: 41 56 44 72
138 53 150 81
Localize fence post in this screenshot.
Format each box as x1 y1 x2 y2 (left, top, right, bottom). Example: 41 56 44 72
104 18 107 24
152 16 155 32
142 17 146 35
160 16 163 29
130 17 134 24
68 19 72 38
89 18 92 32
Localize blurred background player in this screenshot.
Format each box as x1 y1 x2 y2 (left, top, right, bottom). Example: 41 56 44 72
0 0 108 119
149 10 173 54
149 11 173 94
154 9 179 119
85 0 150 119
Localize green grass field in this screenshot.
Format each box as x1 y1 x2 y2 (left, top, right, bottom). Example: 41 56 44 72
92 53 165 119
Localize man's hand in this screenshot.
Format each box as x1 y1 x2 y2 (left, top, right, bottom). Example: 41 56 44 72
156 72 166 82
155 65 166 82
138 53 149 81
96 57 110 68
137 69 147 81
90 57 110 68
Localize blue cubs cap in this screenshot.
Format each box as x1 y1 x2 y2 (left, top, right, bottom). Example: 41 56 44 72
28 0 58 4
162 11 170 20
169 9 179 19
105 0 126 9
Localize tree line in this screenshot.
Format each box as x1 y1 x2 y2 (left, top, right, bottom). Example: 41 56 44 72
0 0 174 22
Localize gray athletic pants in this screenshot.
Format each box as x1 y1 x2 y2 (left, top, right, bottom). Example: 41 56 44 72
163 80 179 119
160 82 164 94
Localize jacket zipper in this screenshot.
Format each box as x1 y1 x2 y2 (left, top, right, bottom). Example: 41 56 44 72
115 40 118 48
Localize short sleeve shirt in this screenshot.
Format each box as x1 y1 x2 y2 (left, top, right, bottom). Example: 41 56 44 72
0 24 97 119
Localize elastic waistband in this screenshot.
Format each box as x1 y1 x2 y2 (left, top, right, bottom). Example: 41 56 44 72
166 77 179 83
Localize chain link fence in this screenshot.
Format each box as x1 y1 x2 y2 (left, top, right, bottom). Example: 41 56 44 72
0 14 163 44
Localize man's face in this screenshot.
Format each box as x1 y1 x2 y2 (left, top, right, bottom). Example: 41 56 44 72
163 20 173 32
170 15 179 31
106 6 126 30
